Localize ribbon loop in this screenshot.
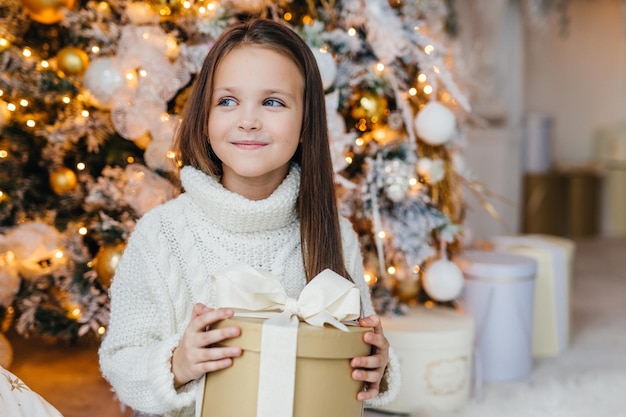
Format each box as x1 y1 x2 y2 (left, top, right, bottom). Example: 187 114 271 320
210 262 361 329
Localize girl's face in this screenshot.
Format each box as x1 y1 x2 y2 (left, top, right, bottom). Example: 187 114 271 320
208 45 304 200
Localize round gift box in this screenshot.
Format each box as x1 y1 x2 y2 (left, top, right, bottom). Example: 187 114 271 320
457 250 537 381
200 317 371 417
376 306 474 414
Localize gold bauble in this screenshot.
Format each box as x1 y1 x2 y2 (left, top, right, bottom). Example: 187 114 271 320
351 91 388 122
395 277 421 303
93 243 126 289
56 47 89 76
49 167 78 195
21 0 76 25
147 0 182 17
388 0 403 9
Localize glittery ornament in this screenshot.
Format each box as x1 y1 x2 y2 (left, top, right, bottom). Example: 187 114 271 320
93 243 126 289
56 47 89 76
126 1 158 24
384 158 414 202
21 0 76 24
49 167 77 194
351 91 388 122
82 57 136 110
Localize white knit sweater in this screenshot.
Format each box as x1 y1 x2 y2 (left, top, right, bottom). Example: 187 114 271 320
99 165 400 417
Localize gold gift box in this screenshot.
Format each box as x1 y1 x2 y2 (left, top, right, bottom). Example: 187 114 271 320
200 316 371 417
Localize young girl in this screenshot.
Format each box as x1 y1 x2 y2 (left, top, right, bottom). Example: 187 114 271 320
99 18 400 417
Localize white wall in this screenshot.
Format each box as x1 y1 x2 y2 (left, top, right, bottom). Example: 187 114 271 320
525 0 626 167
457 0 626 240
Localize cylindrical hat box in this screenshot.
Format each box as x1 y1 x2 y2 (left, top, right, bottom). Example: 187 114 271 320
377 306 474 414
457 250 537 381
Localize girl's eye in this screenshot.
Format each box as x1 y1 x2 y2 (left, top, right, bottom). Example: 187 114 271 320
263 98 284 107
217 97 236 107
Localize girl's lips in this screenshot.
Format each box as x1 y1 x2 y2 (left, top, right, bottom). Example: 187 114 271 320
231 141 268 150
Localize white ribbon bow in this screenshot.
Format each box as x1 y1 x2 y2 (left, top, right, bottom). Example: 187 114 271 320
196 263 362 417
211 262 362 330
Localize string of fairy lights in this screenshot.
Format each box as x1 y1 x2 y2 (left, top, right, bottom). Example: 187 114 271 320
0 0 469 340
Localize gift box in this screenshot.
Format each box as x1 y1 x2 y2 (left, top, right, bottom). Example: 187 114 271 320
200 317 370 417
375 306 474 414
491 234 575 357
197 263 371 417
457 250 537 381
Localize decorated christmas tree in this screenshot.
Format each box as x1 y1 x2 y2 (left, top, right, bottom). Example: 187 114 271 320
0 0 471 343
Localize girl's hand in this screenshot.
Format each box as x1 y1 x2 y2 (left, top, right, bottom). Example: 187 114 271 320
171 303 242 388
350 314 390 401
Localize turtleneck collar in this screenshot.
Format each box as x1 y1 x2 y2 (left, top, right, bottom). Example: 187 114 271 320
180 165 300 233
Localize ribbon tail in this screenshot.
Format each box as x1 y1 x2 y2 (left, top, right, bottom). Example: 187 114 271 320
305 310 349 331
257 315 299 417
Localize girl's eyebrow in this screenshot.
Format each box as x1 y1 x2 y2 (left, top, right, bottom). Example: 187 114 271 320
213 86 297 99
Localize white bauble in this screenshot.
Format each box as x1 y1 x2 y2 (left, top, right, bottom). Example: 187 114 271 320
125 2 157 25
414 101 457 145
82 57 135 110
422 258 464 302
311 47 337 91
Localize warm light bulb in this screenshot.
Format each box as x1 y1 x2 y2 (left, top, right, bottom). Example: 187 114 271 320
7 103 16 111
424 44 435 55
91 46 100 54
348 27 357 36
19 99 28 107
76 162 86 170
62 96 71 104
0 150 7 158
127 156 135 163
81 110 89 117
376 62 385 72
22 48 32 57
41 60 50 68
409 87 417 96
283 12 292 21
355 137 364 146
98 326 106 335
345 156 353 164
0 38 9 49
79 227 88 235
166 150 176 159
417 73 427 83
433 66 440 74
378 231 386 239
423 85 433 94
26 120 35 127
387 266 396 275
69 308 81 319
55 250 64 259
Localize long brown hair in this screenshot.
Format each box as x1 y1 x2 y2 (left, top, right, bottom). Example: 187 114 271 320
173 18 350 282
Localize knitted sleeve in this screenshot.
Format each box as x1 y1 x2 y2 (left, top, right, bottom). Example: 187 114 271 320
339 218 401 408
98 212 197 415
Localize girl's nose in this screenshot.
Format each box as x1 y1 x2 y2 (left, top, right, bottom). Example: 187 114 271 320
238 106 261 131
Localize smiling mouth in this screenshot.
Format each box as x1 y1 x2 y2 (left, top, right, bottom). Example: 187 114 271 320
231 141 268 150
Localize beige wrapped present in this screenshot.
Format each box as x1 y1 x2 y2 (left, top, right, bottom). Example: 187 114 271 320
197 263 371 417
